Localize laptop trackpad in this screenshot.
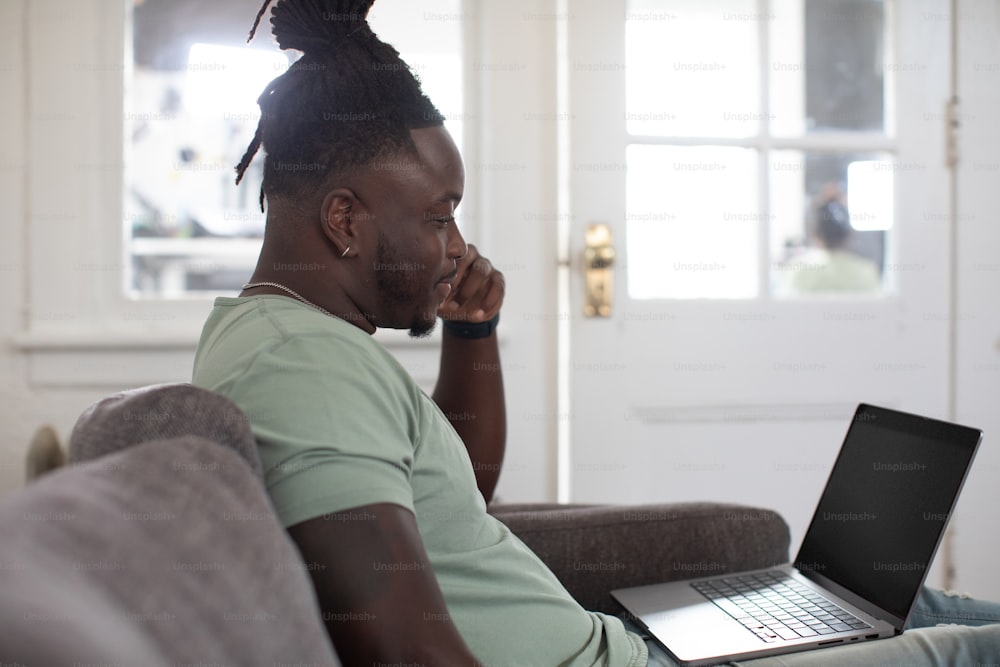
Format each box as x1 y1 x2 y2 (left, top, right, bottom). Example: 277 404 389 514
622 583 776 662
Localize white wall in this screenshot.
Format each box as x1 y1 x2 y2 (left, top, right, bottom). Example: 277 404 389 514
0 1 122 496
0 0 202 498
0 0 32 495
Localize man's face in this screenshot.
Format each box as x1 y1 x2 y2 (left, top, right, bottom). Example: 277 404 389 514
351 126 467 336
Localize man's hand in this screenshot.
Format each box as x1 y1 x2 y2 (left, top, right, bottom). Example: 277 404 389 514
438 244 505 323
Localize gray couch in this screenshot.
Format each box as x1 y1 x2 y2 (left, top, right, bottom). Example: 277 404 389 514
0 383 790 665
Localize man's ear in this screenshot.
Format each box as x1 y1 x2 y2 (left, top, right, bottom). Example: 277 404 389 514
320 189 362 258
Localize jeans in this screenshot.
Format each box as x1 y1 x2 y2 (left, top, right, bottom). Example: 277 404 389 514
641 587 1000 666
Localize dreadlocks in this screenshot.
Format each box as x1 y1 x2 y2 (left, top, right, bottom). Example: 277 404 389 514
235 0 446 210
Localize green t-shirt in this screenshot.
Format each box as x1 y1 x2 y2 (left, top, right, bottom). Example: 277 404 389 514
192 295 647 667
788 249 881 294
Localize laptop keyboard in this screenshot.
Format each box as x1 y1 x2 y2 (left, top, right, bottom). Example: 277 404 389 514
691 570 872 643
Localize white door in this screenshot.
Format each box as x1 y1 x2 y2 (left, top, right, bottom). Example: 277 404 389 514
565 0 954 548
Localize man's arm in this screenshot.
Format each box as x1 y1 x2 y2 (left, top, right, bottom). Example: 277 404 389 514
288 503 481 666
433 245 506 502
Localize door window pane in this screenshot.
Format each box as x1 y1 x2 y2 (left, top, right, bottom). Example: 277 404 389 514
627 145 759 299
770 150 892 297
771 0 888 136
626 0 760 137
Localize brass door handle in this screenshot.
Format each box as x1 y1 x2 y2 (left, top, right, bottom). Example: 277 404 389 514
583 223 615 317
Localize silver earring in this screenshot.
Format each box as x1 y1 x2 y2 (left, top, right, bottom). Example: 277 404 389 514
341 246 351 258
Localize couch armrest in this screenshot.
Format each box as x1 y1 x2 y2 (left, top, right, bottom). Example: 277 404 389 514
489 502 790 615
69 383 263 477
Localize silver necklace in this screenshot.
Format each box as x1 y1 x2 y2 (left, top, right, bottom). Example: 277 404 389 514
242 281 335 318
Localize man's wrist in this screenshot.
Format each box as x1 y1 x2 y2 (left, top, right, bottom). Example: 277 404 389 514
442 312 500 339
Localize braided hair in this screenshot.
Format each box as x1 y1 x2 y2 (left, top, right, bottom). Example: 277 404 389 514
236 0 446 210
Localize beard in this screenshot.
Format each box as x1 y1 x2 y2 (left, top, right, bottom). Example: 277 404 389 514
375 232 438 338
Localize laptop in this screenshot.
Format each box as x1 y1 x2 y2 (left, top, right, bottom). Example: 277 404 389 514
612 403 982 666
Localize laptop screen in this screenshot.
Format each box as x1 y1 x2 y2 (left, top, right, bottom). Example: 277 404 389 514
794 404 981 623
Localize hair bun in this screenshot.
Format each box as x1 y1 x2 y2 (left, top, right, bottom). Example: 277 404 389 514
248 0 377 54
236 0 446 204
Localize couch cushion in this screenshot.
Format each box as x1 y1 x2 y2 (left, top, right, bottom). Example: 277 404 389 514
0 435 340 666
69 383 262 478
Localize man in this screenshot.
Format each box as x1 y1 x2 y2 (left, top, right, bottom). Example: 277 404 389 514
194 1 1000 665
195 1 642 664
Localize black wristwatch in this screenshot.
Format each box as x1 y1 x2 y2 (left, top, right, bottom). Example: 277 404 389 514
442 313 500 339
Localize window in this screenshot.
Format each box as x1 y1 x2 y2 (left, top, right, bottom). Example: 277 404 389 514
623 0 894 299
